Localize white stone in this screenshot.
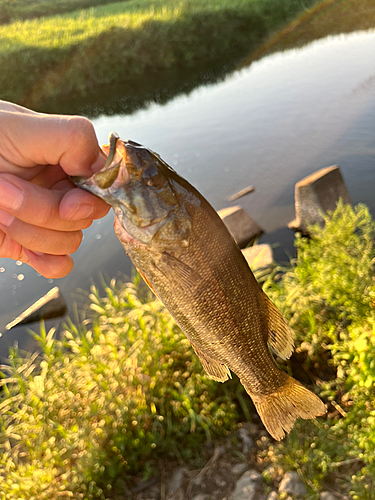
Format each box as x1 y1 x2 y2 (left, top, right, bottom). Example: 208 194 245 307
168 467 185 494
191 495 210 500
238 427 254 455
278 471 307 497
232 470 263 500
231 463 248 476
320 493 337 500
242 244 274 271
267 492 278 500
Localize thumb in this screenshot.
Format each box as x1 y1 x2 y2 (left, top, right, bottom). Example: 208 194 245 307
0 109 106 176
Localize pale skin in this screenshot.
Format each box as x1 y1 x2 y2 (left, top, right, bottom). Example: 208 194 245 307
0 100 110 278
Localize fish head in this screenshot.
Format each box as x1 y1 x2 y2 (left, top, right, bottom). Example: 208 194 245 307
71 132 192 250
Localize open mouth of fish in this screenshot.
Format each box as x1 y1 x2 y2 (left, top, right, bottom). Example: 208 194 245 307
70 132 188 247
71 132 129 194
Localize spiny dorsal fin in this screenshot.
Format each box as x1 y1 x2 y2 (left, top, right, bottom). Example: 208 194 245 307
241 375 326 441
262 291 294 360
191 343 231 382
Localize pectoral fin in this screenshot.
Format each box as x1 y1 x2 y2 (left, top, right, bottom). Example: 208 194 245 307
137 268 159 299
158 252 202 289
262 291 294 360
191 343 231 382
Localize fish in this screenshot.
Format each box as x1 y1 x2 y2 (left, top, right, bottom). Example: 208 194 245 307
71 132 326 440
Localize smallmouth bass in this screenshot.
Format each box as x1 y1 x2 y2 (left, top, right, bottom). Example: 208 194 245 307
72 133 326 440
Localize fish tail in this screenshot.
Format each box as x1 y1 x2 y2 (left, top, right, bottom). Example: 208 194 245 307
244 376 326 441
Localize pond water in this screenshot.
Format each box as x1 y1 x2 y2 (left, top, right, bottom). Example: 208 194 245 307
1 27 375 356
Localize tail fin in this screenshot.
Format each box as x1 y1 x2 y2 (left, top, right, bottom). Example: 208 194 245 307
244 376 326 441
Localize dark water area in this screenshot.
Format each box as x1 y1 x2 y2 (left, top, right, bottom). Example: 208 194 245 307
1 27 375 357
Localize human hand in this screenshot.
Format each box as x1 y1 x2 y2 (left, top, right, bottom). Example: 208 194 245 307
0 101 110 278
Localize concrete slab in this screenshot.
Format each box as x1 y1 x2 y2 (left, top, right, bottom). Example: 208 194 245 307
242 244 274 271
288 165 351 235
6 287 67 330
218 206 263 248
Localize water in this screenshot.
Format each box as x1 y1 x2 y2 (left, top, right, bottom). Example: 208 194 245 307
1 28 375 356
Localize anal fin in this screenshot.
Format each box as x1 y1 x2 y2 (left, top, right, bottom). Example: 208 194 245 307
262 291 294 360
191 343 231 382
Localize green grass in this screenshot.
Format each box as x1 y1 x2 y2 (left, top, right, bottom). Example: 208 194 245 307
2 202 375 498
0 277 245 499
247 0 375 63
0 0 121 25
262 202 375 499
0 0 319 109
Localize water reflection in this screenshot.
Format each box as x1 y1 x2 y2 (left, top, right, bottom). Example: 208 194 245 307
1 27 375 355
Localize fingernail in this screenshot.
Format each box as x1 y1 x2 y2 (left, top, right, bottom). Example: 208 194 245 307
0 179 24 211
0 208 15 227
68 203 94 221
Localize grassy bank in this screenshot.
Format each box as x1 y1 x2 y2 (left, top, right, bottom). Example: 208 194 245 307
1 202 375 498
263 202 375 499
0 0 123 25
0 0 319 110
246 0 375 64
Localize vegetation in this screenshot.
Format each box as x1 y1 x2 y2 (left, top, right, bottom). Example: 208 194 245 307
1 202 375 499
247 0 375 63
263 202 375 499
0 277 245 499
0 0 121 25
0 0 319 110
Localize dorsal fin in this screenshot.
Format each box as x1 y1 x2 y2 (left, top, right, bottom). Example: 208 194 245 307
262 291 294 360
191 343 231 382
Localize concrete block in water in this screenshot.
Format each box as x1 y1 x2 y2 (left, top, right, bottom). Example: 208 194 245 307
6 287 67 330
228 185 255 201
218 206 263 248
242 244 274 271
288 165 351 235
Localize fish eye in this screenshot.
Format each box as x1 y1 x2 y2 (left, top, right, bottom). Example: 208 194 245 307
142 164 162 187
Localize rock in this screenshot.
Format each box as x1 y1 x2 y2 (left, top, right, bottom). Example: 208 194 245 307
242 244 274 271
278 472 307 497
5 287 67 330
267 492 278 500
215 476 227 488
191 495 210 500
288 165 351 235
231 463 248 476
232 470 263 500
238 427 254 455
167 467 185 494
320 493 337 500
218 206 263 248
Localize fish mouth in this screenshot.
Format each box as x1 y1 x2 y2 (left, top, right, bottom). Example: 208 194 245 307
70 132 128 194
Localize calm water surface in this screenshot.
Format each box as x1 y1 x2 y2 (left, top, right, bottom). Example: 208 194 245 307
1 28 375 355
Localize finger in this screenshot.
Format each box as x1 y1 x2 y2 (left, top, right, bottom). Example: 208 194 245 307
60 188 110 222
31 164 68 189
0 100 38 115
24 249 74 279
0 229 74 278
0 174 92 231
0 216 82 255
0 111 106 176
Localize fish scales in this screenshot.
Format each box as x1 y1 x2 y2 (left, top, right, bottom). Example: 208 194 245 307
72 133 326 440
